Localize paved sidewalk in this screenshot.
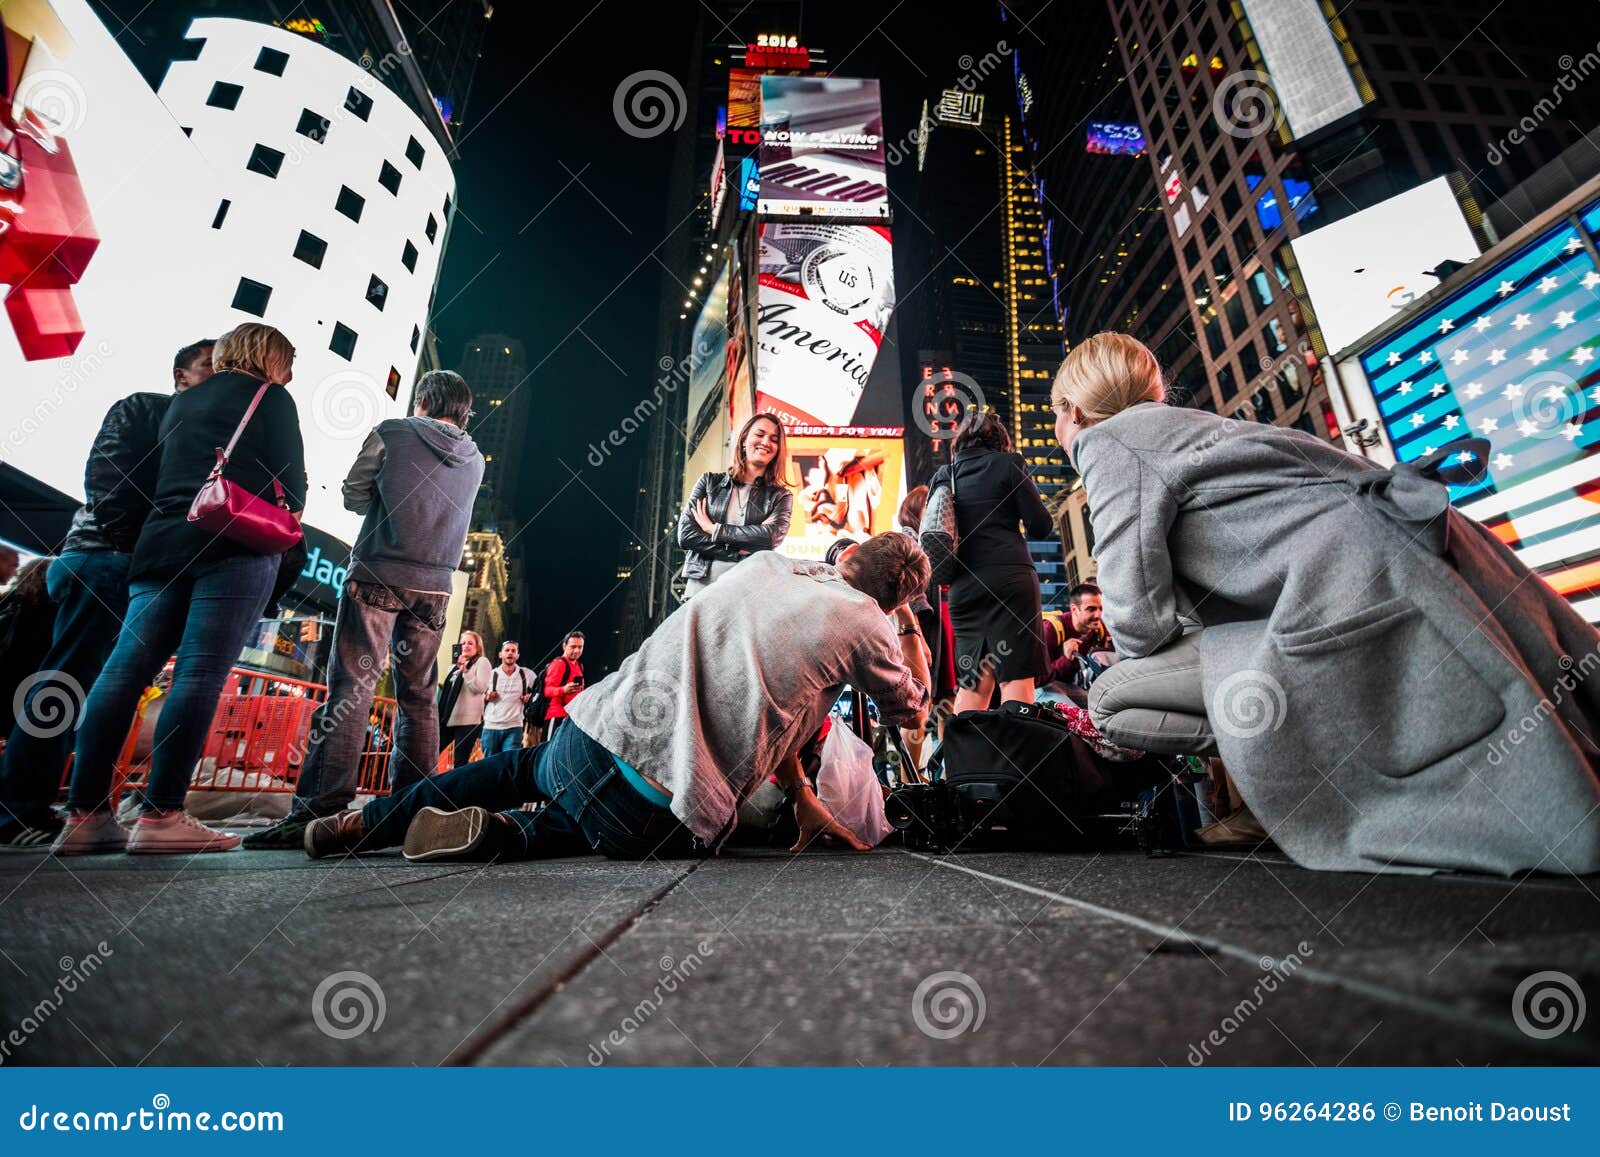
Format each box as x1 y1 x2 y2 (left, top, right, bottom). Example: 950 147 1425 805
1 845 1596 1065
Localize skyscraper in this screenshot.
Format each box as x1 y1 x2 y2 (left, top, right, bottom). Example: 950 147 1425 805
457 335 527 534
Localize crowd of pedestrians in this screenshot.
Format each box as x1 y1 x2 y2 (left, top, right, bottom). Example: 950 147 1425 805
2 326 1596 875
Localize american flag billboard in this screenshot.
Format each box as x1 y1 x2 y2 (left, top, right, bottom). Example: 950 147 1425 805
1347 196 1600 620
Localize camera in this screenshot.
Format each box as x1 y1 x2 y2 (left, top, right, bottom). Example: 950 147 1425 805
885 782 965 851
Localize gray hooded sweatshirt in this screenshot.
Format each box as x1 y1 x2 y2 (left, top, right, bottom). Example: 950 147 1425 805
342 416 485 592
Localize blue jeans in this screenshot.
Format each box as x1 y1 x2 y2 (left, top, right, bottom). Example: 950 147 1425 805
359 721 694 860
479 726 523 758
0 550 131 828
67 552 278 813
291 581 449 817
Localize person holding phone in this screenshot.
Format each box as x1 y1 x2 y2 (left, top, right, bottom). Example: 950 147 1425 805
439 630 491 767
542 631 586 736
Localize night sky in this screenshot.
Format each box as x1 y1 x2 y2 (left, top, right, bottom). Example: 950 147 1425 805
428 3 988 671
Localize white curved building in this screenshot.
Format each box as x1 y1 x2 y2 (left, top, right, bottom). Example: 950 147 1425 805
156 17 457 535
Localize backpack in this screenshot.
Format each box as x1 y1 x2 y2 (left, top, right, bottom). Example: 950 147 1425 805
489 666 530 723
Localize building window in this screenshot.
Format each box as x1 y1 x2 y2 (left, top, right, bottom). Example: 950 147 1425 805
366 274 388 311
425 213 438 242
410 325 420 354
206 81 243 110
401 240 419 272
405 136 426 169
211 199 230 229
295 108 330 142
293 230 327 268
336 186 365 222
386 367 401 399
330 322 358 361
345 86 373 121
246 144 285 178
231 277 271 317
254 46 289 76
378 160 402 195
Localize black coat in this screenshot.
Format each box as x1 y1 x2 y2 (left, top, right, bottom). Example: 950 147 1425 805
931 448 1053 574
130 371 307 582
676 471 794 580
60 392 172 555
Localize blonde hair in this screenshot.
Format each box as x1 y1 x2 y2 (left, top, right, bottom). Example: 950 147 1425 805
459 630 485 659
1050 332 1165 423
213 323 295 384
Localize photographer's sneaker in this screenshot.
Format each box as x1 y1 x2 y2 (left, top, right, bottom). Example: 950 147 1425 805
126 810 240 854
241 815 315 850
50 811 127 856
402 806 508 862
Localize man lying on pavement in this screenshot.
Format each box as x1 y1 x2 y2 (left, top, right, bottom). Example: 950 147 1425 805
301 533 934 862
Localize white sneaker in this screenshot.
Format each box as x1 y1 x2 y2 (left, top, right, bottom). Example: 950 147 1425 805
51 811 127 856
126 810 240 855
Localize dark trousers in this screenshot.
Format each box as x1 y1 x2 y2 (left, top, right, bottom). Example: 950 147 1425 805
0 550 130 827
442 723 482 767
68 553 277 812
360 720 693 860
291 581 449 817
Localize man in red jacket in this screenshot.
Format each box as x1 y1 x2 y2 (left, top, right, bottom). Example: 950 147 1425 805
542 631 585 735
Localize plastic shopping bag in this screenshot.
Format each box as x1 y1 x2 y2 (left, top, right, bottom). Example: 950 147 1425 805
816 722 894 848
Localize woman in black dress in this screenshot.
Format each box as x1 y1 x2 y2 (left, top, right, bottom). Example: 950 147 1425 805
932 411 1054 713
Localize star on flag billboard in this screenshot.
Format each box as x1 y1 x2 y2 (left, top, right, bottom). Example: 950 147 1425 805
756 75 888 221
1340 195 1600 620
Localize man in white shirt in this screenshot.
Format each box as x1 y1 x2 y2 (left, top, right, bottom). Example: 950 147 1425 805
481 640 535 757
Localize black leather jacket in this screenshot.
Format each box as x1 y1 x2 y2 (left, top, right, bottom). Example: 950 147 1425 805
60 392 173 555
676 471 794 580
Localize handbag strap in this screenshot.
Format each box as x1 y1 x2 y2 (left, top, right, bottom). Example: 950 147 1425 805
210 380 286 505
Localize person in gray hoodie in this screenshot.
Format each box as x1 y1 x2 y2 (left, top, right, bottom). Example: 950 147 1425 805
245 371 484 849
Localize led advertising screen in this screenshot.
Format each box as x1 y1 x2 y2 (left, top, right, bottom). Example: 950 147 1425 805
782 428 905 561
1085 121 1145 155
755 222 895 427
1291 178 1480 355
1347 195 1600 620
1237 0 1367 139
685 263 730 458
0 1 452 548
756 75 888 221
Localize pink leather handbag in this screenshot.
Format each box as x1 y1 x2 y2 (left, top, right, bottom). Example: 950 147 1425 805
186 380 303 554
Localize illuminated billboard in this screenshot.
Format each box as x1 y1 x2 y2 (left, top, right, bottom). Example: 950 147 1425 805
756 76 887 221
1085 122 1145 155
1292 178 1480 355
782 427 905 562
685 263 730 458
0 3 453 546
1344 195 1600 620
1238 0 1366 139
755 222 894 427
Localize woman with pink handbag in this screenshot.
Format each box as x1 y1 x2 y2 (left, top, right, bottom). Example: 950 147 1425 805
54 324 307 856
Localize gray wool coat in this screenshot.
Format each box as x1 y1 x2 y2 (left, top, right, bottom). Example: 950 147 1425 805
1073 402 1600 876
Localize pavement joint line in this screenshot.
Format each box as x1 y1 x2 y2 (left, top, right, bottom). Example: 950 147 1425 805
900 851 1593 1059
443 858 707 1066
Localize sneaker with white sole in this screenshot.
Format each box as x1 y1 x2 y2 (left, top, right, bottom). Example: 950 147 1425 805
126 810 240 855
50 811 127 856
0 814 65 851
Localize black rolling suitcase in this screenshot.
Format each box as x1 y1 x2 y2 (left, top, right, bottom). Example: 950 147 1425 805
887 701 1190 852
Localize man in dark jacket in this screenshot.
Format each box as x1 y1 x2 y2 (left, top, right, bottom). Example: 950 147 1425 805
246 371 484 849
0 339 214 849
